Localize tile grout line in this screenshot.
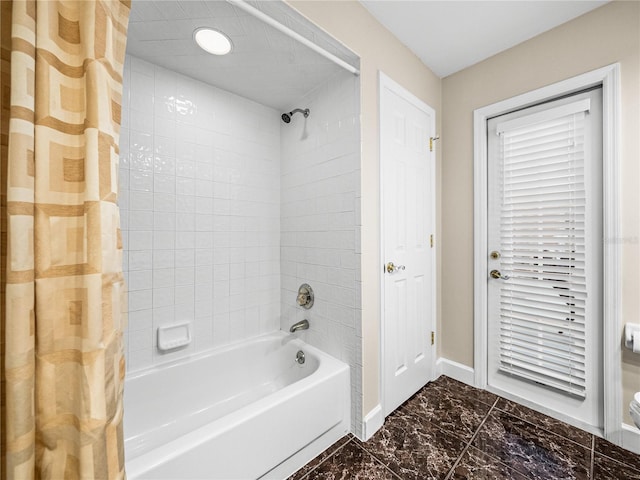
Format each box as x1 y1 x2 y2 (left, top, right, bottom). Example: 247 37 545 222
296 436 354 480
593 446 640 474
590 434 595 478
443 396 500 480
340 437 405 480
412 382 497 442
592 433 640 471
361 443 405 480
492 403 594 451
356 441 402 480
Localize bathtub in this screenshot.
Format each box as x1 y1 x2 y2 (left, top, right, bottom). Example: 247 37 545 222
124 331 351 479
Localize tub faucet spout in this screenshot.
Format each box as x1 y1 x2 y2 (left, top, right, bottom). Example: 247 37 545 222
289 319 309 333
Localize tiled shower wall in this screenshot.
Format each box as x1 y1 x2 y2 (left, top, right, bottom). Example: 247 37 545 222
279 70 362 435
120 55 281 371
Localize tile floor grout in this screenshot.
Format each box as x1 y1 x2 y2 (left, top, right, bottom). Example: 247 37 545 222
370 447 404 480
492 402 595 451
350 438 404 480
295 437 353 480
590 434 596 477
443 397 501 480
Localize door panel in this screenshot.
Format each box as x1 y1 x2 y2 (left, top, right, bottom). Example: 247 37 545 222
381 74 435 416
486 88 603 428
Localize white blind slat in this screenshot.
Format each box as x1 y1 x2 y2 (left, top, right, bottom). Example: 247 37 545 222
500 317 586 338
500 355 586 384
500 282 587 299
501 326 586 347
500 345 586 375
500 295 585 313
496 98 590 133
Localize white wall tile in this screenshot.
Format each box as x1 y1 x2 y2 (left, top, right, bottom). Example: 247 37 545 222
153 211 175 231
130 191 154 211
153 249 174 269
153 268 174 288
128 270 152 291
129 211 153 231
129 289 152 312
279 70 361 433
123 65 280 370
129 250 152 271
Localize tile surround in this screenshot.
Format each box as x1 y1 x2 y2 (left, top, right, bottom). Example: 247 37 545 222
279 70 361 434
120 54 281 371
290 376 640 480
120 55 362 430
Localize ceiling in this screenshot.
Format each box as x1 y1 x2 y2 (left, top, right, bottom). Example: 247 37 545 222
127 1 358 111
360 1 609 78
128 1 609 108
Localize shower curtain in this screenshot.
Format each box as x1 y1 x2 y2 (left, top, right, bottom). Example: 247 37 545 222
1 1 131 478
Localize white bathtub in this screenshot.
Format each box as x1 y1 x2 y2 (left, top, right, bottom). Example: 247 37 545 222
124 332 351 479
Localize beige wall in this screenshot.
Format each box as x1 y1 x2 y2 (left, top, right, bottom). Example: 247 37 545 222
441 1 640 425
287 0 442 419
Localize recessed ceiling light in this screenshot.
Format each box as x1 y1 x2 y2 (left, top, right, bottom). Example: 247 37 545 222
194 28 232 56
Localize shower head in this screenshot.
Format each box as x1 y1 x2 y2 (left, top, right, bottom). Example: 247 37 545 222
281 108 309 124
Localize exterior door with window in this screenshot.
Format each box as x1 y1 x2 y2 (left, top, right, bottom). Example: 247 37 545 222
487 88 603 429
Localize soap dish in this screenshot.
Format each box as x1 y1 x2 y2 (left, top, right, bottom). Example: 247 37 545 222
157 322 192 351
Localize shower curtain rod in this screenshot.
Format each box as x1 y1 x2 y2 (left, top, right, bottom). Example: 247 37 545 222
227 0 360 76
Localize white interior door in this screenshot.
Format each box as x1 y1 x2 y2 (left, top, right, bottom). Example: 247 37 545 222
380 73 435 417
486 88 603 430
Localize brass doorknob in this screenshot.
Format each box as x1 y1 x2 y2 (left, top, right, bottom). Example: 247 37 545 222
490 269 510 280
386 262 406 273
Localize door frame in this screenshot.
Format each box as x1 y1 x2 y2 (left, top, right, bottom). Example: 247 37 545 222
379 71 437 417
473 64 621 442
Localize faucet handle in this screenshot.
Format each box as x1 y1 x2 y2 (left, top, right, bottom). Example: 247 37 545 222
296 284 314 309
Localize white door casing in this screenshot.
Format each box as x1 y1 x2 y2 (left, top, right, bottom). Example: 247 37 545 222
473 64 621 443
380 72 436 417
486 88 603 430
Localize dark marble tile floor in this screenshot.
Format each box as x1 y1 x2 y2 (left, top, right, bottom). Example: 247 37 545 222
289 376 640 479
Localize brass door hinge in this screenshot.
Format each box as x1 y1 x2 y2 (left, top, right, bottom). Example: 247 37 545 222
429 135 440 152
430 234 434 248
431 331 435 345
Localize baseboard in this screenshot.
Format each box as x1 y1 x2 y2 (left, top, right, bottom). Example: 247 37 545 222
436 357 475 387
622 423 640 455
360 404 384 441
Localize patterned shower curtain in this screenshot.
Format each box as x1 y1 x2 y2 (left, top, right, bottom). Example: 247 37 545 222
1 1 130 478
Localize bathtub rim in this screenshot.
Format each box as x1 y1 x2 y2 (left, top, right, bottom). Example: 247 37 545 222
124 330 317 382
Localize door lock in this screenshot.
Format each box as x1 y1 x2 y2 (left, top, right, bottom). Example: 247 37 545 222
490 251 501 260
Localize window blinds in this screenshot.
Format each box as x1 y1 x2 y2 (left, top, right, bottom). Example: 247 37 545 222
496 99 591 398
